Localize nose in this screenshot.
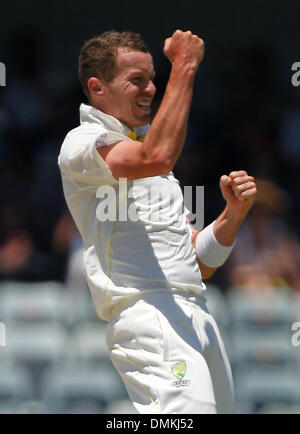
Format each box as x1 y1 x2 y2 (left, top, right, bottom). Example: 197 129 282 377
145 79 156 96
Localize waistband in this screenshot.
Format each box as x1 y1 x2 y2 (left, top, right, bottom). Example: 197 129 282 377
110 288 208 319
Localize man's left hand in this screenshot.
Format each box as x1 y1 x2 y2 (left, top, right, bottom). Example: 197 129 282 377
219 170 257 220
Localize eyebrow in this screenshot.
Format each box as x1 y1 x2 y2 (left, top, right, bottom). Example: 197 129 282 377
128 69 156 79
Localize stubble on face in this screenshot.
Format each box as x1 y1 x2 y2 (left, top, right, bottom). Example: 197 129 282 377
103 49 156 129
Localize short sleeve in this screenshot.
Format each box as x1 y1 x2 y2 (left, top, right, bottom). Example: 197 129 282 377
95 130 131 148
58 128 129 187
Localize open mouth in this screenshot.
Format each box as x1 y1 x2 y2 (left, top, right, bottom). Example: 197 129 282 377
136 101 152 111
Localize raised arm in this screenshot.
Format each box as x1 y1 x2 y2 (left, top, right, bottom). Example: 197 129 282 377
98 30 205 180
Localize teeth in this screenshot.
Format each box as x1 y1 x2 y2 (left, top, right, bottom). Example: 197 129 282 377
137 101 151 107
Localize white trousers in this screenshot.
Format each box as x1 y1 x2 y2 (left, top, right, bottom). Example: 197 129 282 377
106 292 234 414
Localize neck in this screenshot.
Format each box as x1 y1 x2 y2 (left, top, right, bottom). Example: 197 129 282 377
90 101 135 130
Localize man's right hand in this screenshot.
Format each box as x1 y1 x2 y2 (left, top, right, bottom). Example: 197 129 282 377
163 30 205 71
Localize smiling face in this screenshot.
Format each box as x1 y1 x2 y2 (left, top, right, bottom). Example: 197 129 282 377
99 49 156 129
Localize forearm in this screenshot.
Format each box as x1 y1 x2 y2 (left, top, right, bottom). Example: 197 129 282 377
97 31 204 180
213 204 245 246
142 63 196 169
190 170 256 279
190 207 239 279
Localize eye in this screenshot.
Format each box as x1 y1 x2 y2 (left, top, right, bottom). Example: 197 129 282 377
131 77 142 85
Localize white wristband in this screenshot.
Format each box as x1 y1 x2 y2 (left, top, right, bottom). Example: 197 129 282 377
195 221 235 267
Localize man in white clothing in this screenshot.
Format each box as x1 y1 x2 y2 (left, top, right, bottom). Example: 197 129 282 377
58 30 257 413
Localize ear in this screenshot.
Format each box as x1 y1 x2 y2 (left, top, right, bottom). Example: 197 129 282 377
87 77 105 96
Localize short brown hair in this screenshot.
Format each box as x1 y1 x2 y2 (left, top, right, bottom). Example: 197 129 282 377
78 30 149 98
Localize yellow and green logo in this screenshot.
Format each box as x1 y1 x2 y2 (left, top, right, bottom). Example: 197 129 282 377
127 131 146 142
171 361 186 380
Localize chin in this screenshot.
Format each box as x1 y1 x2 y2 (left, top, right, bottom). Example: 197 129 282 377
133 115 151 127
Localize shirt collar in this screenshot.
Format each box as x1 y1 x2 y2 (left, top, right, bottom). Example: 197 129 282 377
79 103 132 136
79 103 150 139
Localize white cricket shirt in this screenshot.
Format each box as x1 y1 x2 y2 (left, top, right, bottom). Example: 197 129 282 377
58 103 205 321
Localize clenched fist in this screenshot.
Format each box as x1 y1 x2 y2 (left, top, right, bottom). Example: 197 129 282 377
163 30 205 71
219 170 257 219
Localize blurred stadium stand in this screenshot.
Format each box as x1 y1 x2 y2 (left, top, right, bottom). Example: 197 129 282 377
41 360 127 414
0 281 67 324
0 280 298 413
207 287 300 413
